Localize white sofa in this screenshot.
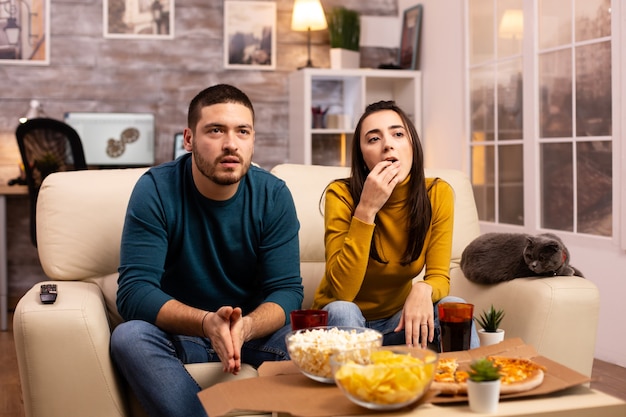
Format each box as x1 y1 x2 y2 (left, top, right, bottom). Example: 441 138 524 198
13 163 600 417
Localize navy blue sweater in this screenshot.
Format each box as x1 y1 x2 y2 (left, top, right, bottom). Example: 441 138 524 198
117 154 303 324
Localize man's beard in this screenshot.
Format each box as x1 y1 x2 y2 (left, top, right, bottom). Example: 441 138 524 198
193 149 250 186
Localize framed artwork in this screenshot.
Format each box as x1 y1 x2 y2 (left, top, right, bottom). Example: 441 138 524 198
398 4 423 70
0 0 50 65
224 1 276 70
104 0 174 39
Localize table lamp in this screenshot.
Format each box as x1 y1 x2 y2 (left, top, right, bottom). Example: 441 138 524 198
291 0 328 68
19 100 43 124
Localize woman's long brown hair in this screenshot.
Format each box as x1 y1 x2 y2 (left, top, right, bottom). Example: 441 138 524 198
340 100 434 265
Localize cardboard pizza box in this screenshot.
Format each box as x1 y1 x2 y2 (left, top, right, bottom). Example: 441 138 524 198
431 337 590 403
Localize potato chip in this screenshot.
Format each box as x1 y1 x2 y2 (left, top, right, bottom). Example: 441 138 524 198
334 349 437 406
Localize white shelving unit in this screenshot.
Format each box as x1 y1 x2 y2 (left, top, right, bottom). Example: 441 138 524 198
288 68 422 166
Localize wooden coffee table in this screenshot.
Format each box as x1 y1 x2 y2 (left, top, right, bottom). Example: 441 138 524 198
200 353 625 417
203 385 625 417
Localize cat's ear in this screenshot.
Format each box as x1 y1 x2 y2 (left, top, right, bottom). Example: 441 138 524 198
548 242 561 252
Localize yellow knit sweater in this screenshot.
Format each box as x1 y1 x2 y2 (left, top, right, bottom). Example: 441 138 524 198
311 176 454 320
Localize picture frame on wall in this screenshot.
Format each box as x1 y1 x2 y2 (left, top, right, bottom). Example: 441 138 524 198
398 4 423 70
224 1 276 70
104 0 174 39
0 0 50 65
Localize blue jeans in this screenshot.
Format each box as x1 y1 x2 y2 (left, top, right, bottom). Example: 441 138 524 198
322 296 480 351
110 320 292 417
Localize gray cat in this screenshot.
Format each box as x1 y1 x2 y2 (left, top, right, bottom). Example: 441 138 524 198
460 232 584 284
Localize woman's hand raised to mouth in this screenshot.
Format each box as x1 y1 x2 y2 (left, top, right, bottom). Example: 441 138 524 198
354 160 401 224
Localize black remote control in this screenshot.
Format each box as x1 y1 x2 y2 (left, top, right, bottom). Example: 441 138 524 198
40 284 57 304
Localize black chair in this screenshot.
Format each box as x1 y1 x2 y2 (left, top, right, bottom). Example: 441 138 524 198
15 118 87 247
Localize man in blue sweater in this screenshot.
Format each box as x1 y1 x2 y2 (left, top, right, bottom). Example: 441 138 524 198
110 84 303 417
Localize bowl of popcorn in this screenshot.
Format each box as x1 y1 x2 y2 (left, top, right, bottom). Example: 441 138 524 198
285 326 383 383
331 346 438 410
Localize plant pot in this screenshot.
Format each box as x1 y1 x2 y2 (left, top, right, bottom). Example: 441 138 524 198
467 379 501 413
478 328 505 347
330 48 360 69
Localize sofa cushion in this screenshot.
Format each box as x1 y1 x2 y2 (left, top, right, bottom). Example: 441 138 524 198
37 168 149 281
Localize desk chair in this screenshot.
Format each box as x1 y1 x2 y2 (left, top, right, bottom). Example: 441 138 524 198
15 118 87 247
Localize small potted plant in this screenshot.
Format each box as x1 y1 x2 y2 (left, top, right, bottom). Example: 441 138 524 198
467 357 502 413
476 304 505 346
327 7 360 69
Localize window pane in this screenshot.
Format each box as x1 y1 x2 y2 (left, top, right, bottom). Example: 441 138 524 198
577 141 612 236
576 42 612 136
541 142 573 231
575 0 611 42
469 0 495 65
471 144 495 222
497 2 523 58
539 49 573 138
470 66 495 141
498 59 523 140
539 0 572 49
499 144 523 224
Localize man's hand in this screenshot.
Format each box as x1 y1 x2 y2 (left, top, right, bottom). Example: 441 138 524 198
203 306 243 374
156 300 285 375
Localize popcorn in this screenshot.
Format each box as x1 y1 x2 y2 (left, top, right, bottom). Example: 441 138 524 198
286 327 382 381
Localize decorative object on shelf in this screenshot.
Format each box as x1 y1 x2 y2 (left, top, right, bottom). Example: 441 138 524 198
326 113 351 130
291 0 327 69
104 0 174 39
466 357 502 413
476 305 506 346
224 1 276 70
398 4 423 70
311 106 328 129
327 7 360 69
0 0 49 64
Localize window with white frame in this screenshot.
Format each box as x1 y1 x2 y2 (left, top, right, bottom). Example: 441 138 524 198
467 0 612 237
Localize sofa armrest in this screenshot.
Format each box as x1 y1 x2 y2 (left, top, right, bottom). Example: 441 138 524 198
13 281 129 417
452 270 600 377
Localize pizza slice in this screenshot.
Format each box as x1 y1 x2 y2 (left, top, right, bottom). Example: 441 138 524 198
431 356 545 395
432 358 469 395
489 356 546 394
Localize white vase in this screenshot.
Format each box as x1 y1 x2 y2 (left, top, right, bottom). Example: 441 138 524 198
467 379 501 413
478 328 505 347
330 48 360 69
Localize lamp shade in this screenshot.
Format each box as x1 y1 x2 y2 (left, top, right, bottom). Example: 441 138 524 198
291 0 328 31
499 9 523 39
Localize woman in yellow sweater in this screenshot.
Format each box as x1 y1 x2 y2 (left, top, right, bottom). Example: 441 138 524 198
311 100 478 350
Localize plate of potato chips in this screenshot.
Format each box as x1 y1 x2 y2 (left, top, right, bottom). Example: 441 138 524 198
331 346 438 410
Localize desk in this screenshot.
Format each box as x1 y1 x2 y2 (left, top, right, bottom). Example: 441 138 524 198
0 184 28 331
